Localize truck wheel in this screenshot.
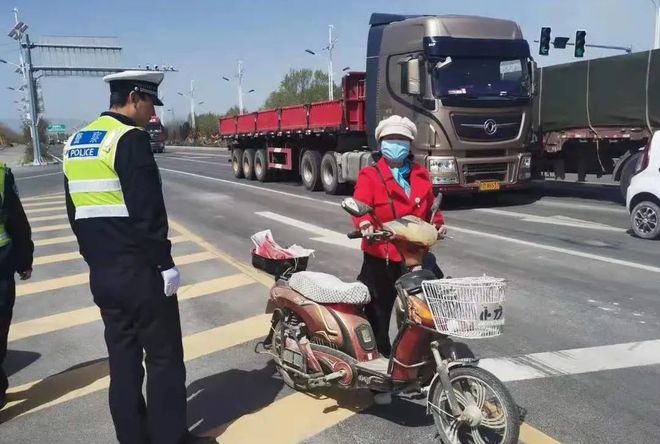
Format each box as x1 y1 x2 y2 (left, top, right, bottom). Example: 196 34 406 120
301 151 322 191
254 149 270 182
619 152 641 199
232 148 244 179
321 152 346 195
243 149 256 180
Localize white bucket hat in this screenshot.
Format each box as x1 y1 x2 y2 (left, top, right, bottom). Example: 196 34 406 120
375 115 417 142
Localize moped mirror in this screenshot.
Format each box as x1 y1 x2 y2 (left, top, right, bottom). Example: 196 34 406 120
341 198 373 217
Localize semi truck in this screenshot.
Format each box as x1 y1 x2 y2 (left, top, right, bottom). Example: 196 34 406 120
532 49 660 197
146 115 166 153
219 13 537 195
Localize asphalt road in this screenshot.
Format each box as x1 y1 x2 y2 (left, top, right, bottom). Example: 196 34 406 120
1 145 658 443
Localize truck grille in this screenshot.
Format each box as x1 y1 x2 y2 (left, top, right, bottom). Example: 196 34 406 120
463 163 508 183
451 114 522 141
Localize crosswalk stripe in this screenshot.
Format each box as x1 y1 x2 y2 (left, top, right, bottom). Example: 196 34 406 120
32 223 71 233
9 273 255 342
34 235 77 247
210 391 372 443
23 200 65 209
18 245 194 297
33 251 80 265
1 314 270 421
28 213 68 222
21 193 64 203
25 206 64 215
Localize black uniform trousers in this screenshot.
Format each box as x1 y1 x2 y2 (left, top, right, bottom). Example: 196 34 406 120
89 262 187 444
357 253 404 358
0 275 15 397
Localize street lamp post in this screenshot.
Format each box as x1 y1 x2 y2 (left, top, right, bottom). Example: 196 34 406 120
222 60 250 114
652 0 660 49
305 24 338 100
177 79 196 135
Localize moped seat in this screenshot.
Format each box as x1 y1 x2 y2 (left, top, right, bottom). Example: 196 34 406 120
289 271 371 305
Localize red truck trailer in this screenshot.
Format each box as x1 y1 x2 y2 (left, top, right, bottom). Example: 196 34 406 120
219 72 369 194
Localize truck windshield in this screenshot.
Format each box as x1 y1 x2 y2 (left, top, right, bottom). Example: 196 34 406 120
432 57 530 99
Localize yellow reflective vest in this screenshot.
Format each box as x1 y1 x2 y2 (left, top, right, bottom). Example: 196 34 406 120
0 162 11 247
63 115 139 220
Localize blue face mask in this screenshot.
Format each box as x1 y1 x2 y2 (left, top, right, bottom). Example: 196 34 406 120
381 139 410 162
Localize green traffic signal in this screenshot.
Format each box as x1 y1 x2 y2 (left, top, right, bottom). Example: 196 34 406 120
539 27 551 56
575 30 586 57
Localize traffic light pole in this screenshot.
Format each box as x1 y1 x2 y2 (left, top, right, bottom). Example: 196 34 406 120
534 40 632 55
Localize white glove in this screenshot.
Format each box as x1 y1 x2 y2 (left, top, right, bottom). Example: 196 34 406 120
161 266 180 297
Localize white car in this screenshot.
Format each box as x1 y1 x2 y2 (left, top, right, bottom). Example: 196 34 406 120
626 133 660 239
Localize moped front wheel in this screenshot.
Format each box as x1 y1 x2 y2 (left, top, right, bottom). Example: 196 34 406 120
429 366 520 444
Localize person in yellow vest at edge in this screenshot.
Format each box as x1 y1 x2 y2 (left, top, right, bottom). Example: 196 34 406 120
62 71 211 444
0 162 33 410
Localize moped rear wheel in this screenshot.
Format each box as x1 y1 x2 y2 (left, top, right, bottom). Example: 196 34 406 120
272 321 307 391
430 366 520 444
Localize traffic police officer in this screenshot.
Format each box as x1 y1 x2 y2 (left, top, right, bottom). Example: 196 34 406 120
63 71 188 444
0 162 33 410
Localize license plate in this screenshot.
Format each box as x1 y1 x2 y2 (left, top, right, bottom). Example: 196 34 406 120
479 181 501 192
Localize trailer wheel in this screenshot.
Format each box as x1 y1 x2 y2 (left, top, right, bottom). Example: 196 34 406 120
232 148 244 179
619 152 641 199
321 152 346 195
243 149 256 180
301 151 322 191
254 149 270 182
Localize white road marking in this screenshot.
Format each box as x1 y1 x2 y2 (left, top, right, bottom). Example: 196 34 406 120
159 167 658 273
255 211 360 250
15 171 63 181
480 339 660 382
475 208 623 232
158 156 229 166
450 226 660 274
531 199 626 214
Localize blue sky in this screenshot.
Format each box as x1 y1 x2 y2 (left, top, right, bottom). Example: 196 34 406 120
0 0 657 127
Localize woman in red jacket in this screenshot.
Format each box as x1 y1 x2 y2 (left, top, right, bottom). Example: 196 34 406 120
352 115 446 358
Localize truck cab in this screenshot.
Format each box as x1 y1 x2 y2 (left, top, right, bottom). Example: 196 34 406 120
146 116 166 153
367 14 535 192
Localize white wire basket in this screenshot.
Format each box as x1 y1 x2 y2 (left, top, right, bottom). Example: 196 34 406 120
421 276 506 339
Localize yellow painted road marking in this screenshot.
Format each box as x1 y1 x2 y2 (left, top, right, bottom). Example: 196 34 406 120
9 273 255 342
169 220 273 287
520 422 562 444
32 223 71 233
23 200 65 209
34 235 77 247
172 251 215 266
19 245 194 297
17 272 88 297
33 251 80 265
28 213 68 222
21 193 64 202
1 314 270 422
25 206 65 215
211 391 372 443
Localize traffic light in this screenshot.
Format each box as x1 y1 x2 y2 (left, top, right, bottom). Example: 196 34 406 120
539 27 551 56
575 30 586 57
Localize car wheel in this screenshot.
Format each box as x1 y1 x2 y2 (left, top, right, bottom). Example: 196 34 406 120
631 200 660 239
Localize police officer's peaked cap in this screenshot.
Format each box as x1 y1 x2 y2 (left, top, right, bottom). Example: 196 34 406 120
103 70 164 106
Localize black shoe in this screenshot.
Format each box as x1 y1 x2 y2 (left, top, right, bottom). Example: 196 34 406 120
0 392 6 410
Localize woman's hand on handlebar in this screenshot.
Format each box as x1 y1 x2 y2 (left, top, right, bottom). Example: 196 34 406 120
359 221 374 236
437 224 448 240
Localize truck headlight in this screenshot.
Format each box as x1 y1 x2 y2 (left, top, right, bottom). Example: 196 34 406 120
427 158 459 184
518 154 532 180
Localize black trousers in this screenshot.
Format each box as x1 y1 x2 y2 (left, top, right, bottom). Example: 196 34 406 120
0 276 15 397
90 264 187 444
357 253 404 358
